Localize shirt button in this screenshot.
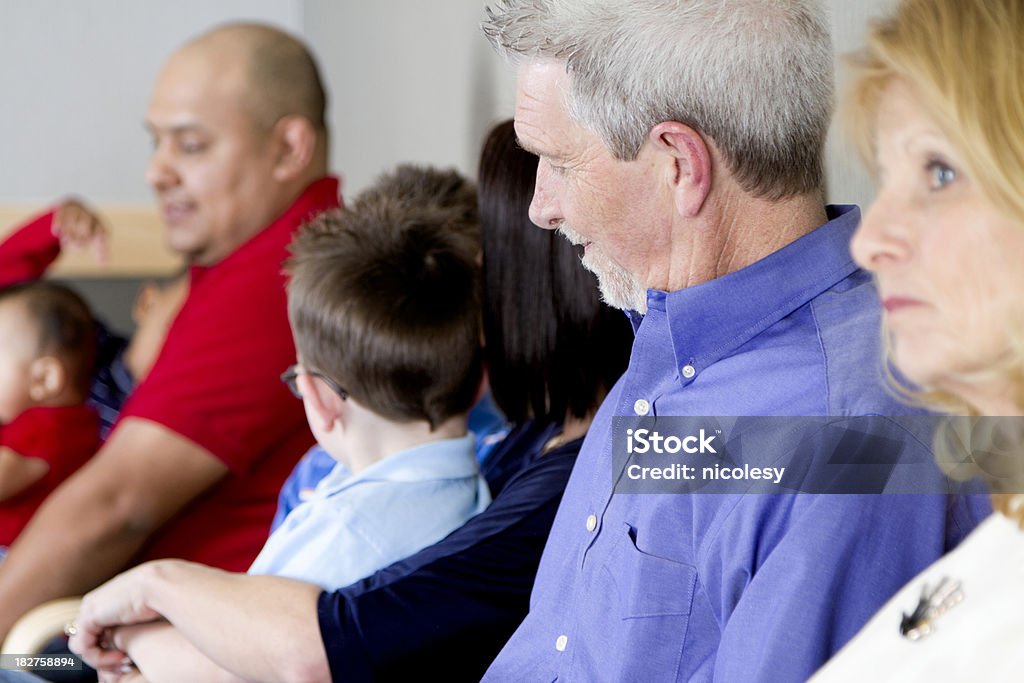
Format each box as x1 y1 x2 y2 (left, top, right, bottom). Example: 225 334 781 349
586 514 598 532
555 635 568 652
633 398 650 415
682 364 696 379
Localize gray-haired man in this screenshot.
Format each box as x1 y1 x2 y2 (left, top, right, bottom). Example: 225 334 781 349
481 0 986 680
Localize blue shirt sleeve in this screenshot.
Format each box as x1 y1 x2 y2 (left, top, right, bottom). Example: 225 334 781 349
705 488 989 682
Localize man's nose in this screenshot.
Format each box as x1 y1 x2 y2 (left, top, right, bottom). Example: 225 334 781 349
145 145 179 192
528 161 563 230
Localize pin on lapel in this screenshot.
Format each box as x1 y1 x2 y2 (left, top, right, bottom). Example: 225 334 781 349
899 576 963 640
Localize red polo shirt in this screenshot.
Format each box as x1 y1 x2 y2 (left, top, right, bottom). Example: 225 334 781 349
118 177 340 571
0 405 101 546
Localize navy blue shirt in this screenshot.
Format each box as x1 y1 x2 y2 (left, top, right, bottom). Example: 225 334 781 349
316 420 578 681
87 322 133 439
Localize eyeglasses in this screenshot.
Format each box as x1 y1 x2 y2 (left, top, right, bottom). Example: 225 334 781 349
280 364 349 400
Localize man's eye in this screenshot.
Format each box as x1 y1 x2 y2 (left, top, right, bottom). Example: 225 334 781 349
926 160 956 190
179 141 207 154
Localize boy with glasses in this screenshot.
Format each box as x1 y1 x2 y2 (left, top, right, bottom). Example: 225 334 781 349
247 171 491 589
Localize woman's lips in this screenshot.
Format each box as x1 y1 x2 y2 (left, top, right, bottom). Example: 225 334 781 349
882 296 926 313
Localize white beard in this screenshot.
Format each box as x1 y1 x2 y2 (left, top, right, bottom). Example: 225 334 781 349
558 222 648 313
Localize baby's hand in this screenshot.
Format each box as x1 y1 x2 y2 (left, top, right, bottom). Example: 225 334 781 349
52 198 109 264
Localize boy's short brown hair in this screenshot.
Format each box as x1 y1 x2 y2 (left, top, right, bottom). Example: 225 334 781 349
286 166 482 429
0 281 98 393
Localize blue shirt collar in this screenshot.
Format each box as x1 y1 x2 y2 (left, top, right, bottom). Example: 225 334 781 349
637 205 861 382
322 433 479 494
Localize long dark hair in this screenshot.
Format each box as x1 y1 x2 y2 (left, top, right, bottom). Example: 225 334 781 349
479 119 633 424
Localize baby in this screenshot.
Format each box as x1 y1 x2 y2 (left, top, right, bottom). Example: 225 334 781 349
0 281 101 554
0 200 184 558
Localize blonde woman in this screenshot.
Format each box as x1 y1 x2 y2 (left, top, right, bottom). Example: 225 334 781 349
813 0 1024 679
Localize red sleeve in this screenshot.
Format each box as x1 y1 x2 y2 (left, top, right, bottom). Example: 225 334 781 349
119 243 309 474
0 406 99 476
0 209 60 287
2 411 56 465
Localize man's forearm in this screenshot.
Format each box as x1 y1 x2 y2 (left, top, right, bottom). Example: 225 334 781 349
142 561 329 683
117 622 246 683
0 418 230 643
0 470 153 640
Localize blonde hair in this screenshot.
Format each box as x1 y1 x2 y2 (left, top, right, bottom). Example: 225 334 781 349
844 0 1024 519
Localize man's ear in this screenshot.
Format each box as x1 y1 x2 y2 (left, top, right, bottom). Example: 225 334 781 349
648 121 713 218
271 115 317 182
297 373 344 432
28 357 66 402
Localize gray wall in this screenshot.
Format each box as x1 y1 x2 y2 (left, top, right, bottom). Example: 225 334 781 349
826 0 897 205
0 0 896 324
306 0 514 201
0 0 511 206
0 0 302 204
0 0 895 207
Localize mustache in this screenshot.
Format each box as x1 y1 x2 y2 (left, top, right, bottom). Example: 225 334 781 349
557 223 582 244
555 224 589 262
555 223 594 267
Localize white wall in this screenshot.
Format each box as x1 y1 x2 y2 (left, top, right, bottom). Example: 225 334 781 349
824 0 898 208
304 0 513 202
0 1 895 209
0 0 302 204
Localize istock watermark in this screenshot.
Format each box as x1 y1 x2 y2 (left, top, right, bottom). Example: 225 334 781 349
610 416 1021 495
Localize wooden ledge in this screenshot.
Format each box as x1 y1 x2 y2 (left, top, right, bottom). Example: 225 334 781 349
0 204 182 278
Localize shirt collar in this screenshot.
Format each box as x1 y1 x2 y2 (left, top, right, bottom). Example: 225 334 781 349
641 205 861 382
324 433 479 494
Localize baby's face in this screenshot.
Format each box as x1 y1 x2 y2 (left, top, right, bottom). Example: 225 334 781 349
0 298 39 423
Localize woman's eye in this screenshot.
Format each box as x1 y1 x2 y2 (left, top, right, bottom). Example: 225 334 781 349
926 160 956 190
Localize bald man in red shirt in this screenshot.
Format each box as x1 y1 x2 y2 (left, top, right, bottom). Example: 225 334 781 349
0 23 341 640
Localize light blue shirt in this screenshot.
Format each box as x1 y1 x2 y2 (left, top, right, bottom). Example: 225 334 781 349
270 393 509 531
249 434 491 590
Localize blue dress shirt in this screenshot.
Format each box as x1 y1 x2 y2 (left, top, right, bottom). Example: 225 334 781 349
484 206 989 682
